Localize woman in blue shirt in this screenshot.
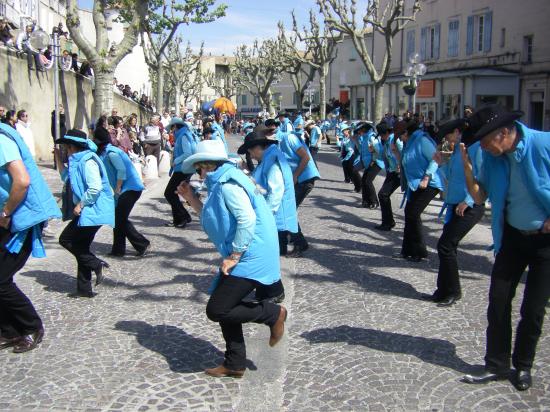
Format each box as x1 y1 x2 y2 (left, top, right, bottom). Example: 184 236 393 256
340 125 361 191
178 140 287 379
56 129 115 297
93 128 150 257
427 118 485 307
397 120 444 262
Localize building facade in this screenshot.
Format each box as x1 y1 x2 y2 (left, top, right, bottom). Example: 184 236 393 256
328 0 550 130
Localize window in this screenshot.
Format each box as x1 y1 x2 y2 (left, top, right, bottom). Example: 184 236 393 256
241 94 247 106
447 20 459 57
500 28 506 48
253 96 260 106
420 23 440 60
466 11 492 55
406 30 415 61
523 35 533 63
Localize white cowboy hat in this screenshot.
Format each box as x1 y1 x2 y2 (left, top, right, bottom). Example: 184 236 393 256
181 140 228 174
305 119 316 127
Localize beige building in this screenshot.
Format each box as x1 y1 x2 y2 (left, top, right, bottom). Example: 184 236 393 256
328 0 550 130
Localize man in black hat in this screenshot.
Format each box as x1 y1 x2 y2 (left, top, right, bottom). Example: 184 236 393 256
461 104 550 391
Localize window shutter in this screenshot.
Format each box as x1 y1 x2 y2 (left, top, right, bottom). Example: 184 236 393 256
434 23 441 59
407 30 415 60
420 27 427 60
466 15 474 55
484 11 492 52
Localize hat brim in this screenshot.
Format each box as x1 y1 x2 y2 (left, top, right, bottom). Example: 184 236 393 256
181 153 229 174
237 138 275 155
469 111 523 146
55 137 88 148
437 119 467 140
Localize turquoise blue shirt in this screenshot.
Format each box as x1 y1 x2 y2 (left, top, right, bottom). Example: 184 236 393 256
220 181 256 253
107 152 126 181
309 126 322 148
383 134 403 172
0 136 21 209
265 162 285 213
506 152 547 231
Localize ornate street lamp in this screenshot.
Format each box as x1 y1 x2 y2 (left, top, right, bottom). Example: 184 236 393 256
402 52 427 112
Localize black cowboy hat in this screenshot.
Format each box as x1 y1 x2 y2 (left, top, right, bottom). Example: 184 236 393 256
55 129 89 148
437 118 469 141
237 131 277 155
353 121 373 133
264 118 280 128
376 122 392 136
469 104 524 145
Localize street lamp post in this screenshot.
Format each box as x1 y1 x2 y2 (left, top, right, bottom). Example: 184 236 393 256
403 53 427 113
305 81 315 117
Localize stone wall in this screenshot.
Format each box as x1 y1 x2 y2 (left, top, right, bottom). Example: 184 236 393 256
0 47 151 161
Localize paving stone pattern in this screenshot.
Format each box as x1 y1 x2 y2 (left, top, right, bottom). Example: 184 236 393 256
0 137 548 411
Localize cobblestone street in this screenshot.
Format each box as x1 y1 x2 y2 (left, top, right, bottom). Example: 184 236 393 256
1 135 549 411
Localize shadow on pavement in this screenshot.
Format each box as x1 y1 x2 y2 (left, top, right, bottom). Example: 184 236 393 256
115 320 257 373
301 325 475 374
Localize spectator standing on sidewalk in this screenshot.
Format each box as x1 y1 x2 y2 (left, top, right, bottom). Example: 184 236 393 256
139 115 163 165
15 110 36 159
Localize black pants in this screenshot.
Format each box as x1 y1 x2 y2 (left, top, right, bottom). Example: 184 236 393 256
113 190 149 255
143 142 161 165
206 275 280 370
378 171 401 226
59 218 102 293
436 204 485 298
255 279 285 302
0 227 43 338
362 164 381 205
164 172 192 225
287 179 315 249
401 186 439 258
309 147 319 160
485 224 550 373
342 158 361 190
24 46 43 70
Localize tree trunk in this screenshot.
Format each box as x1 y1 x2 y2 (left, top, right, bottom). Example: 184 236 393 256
156 63 164 113
92 69 115 120
319 69 327 120
373 82 384 124
175 83 181 113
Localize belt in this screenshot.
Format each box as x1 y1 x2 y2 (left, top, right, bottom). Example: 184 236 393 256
518 228 543 236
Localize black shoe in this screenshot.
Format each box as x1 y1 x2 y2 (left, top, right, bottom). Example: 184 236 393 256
361 201 371 208
369 202 379 209
344 179 351 183
12 328 44 353
406 255 425 263
374 223 395 231
421 292 446 303
354 186 361 193
512 369 532 391
94 261 109 286
437 294 462 307
0 336 21 351
69 290 96 299
287 243 309 258
463 369 509 384
136 242 151 257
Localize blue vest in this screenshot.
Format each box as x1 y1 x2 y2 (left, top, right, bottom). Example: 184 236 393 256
253 144 298 233
445 142 481 206
0 124 61 233
479 122 550 253
280 118 291 133
279 133 321 183
382 134 401 172
402 130 444 192
372 138 385 169
69 150 115 227
101 144 144 193
173 125 197 171
359 130 375 167
293 115 304 137
202 163 280 285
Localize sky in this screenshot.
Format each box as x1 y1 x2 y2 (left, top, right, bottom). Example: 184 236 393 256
78 0 328 55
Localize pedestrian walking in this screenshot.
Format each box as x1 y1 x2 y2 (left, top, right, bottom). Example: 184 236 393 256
177 140 287 378
164 117 196 228
139 115 163 165
374 122 403 231
55 130 114 298
0 123 61 353
461 105 550 391
356 122 382 208
93 129 150 257
395 119 444 262
425 118 485 307
265 119 320 257
340 125 361 191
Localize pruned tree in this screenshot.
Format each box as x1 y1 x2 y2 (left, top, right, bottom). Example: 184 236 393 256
277 25 316 113
232 39 288 116
142 0 226 113
164 38 204 110
279 9 339 119
204 67 241 99
318 0 421 122
65 0 149 119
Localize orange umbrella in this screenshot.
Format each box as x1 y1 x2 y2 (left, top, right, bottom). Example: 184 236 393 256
213 97 237 115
